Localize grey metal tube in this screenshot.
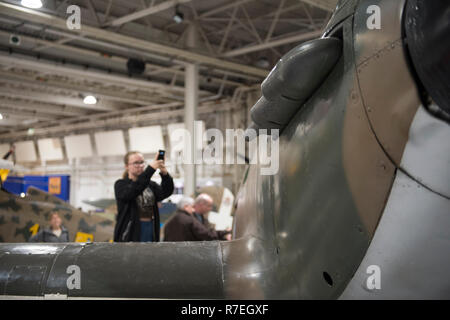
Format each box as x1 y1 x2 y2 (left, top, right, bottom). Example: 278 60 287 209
0 242 224 299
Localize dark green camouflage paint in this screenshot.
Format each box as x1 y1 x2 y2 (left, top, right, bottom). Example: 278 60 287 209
0 187 114 242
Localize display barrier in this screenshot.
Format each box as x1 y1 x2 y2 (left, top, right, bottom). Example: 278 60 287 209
3 175 70 201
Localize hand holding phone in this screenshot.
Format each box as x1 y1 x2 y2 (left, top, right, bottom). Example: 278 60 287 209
149 150 165 170
157 149 165 161
157 150 168 175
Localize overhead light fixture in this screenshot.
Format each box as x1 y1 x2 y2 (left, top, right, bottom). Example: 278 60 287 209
83 95 97 105
21 0 43 9
27 128 35 136
0 113 3 120
173 5 184 24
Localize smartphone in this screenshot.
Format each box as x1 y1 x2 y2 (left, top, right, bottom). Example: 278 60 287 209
157 149 165 161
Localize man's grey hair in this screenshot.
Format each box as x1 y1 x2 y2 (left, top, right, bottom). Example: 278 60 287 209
177 196 194 210
195 193 213 205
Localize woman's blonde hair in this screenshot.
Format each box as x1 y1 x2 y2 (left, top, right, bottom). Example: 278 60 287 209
122 151 142 179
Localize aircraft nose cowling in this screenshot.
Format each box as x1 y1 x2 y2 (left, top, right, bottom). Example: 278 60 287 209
251 95 302 127
249 37 342 136
262 38 342 101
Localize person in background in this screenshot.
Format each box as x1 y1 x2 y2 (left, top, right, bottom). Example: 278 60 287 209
114 151 174 242
29 212 69 242
163 196 231 242
193 193 213 226
193 193 232 240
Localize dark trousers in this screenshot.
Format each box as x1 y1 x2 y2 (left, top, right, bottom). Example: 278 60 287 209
140 221 154 242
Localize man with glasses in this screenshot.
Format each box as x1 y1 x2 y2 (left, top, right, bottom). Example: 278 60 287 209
114 151 174 242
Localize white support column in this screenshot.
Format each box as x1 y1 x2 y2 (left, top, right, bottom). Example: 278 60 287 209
69 157 77 208
184 24 199 197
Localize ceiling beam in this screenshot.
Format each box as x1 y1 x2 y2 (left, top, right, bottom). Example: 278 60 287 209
0 70 159 106
0 98 88 117
218 5 239 53
103 0 113 24
202 2 321 58
0 101 232 141
223 30 322 57
0 52 189 96
188 4 216 55
0 2 267 77
0 20 258 83
86 0 102 26
0 30 241 91
0 119 22 127
0 87 115 112
13 101 183 136
0 107 58 122
106 0 192 27
199 0 256 18
265 0 286 42
299 0 337 12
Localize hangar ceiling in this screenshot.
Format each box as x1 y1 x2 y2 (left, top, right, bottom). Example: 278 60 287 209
0 0 337 142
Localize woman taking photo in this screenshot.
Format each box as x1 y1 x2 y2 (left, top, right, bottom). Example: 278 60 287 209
114 151 174 242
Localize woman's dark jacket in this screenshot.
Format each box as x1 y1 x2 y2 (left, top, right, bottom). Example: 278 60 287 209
114 166 174 242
